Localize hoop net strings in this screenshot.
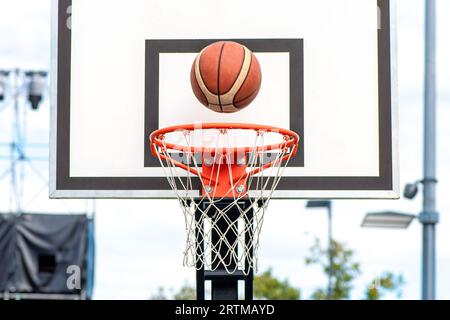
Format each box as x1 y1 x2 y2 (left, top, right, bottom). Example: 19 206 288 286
154 129 294 275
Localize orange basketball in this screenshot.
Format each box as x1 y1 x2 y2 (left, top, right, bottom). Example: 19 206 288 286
190 41 262 113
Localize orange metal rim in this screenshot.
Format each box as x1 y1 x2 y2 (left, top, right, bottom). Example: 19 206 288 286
150 123 299 182
150 123 299 154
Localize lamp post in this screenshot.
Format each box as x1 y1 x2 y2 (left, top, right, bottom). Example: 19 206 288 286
306 200 333 299
420 0 438 300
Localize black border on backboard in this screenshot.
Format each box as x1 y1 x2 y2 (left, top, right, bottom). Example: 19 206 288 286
144 39 304 168
53 0 394 195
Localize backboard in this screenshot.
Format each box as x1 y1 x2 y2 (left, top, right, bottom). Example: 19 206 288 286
50 0 399 199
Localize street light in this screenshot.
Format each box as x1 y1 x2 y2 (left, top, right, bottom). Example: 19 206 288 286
361 180 438 300
403 176 439 301
305 200 333 299
404 182 420 199
25 71 47 110
0 70 10 101
361 211 416 229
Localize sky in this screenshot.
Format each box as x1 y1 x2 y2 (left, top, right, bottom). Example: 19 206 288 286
0 0 449 300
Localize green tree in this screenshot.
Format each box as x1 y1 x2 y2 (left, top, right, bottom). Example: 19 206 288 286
305 238 404 300
254 269 300 300
150 287 168 300
365 272 404 300
174 283 196 300
306 238 360 300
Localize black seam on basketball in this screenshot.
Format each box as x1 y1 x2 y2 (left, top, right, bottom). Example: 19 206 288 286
233 86 260 105
208 103 237 107
209 84 260 108
217 42 226 113
233 53 253 105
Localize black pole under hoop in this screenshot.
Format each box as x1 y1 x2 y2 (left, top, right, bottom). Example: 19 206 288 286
195 199 255 300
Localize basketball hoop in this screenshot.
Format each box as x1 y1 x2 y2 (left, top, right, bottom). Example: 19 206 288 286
150 123 299 274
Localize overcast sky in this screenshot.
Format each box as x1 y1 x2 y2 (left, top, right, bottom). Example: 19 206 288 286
0 0 449 300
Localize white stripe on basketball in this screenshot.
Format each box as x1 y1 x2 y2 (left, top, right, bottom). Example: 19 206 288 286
221 104 238 113
219 46 252 106
208 104 222 112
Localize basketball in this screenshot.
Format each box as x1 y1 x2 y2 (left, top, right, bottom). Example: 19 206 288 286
190 41 262 113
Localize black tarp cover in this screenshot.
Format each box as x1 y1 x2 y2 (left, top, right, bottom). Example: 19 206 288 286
0 213 88 294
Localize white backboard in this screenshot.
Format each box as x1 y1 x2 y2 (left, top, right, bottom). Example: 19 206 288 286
50 0 399 199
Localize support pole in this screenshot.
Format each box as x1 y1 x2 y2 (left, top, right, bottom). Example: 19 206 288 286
195 209 205 300
327 203 333 299
420 0 438 301
210 206 239 300
195 200 254 300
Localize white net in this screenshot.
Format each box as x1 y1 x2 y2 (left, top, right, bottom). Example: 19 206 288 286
152 126 296 275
